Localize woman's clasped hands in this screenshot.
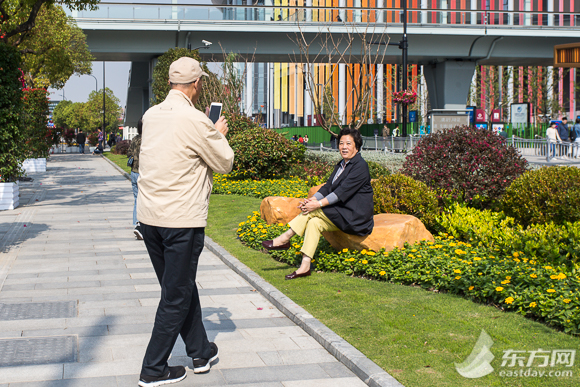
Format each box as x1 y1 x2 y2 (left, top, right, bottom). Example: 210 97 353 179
298 198 321 214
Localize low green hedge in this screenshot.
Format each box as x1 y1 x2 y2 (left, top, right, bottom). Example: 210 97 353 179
237 211 580 335
438 203 580 267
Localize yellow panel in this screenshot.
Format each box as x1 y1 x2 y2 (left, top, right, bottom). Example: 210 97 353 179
274 63 281 110
282 63 288 112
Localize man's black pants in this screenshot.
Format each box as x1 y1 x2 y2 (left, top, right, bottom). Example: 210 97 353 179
140 224 212 377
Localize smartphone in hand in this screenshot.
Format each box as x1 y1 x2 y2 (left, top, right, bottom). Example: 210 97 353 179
209 102 222 124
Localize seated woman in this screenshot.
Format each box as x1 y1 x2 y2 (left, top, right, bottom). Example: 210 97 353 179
262 128 374 279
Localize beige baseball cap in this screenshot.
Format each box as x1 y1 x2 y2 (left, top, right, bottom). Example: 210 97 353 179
168 57 209 83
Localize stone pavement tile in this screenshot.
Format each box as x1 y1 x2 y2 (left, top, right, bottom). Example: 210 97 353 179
38 270 99 278
0 364 64 384
220 364 330 384
238 326 310 340
104 306 157 316
79 299 141 310
101 278 158 287
102 291 160 301
0 331 22 338
257 349 337 366
35 280 101 290
67 285 136 296
8 376 118 387
22 325 110 338
134 284 160 292
291 336 323 350
282 377 367 387
116 371 228 387
318 361 359 378
0 318 66 331
0 289 68 299
217 383 283 387
106 323 154 336
63 358 142 379
111 345 147 361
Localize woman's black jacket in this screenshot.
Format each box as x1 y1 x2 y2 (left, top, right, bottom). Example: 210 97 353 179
318 152 374 236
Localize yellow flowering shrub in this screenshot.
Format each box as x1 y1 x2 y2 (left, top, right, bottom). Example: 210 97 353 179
237 210 580 334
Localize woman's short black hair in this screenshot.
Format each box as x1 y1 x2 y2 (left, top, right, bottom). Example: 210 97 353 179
576 118 580 124
137 118 143 135
338 127 363 150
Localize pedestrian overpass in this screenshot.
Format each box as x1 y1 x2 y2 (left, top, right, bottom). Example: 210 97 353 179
70 2 580 125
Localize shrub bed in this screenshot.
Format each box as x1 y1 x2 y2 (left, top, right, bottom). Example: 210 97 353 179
372 174 439 231
237 211 580 334
502 166 580 227
438 203 580 267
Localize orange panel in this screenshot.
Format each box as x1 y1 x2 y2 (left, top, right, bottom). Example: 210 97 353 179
346 65 353 122
332 64 339 115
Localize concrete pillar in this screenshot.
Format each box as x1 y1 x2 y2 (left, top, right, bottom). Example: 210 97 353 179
470 0 477 24
421 0 427 24
423 60 476 110
548 0 554 26
246 62 253 117
339 63 346 125
306 0 312 21
507 0 514 25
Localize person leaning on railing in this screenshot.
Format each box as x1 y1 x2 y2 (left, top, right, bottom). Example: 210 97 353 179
572 118 580 158
546 122 562 159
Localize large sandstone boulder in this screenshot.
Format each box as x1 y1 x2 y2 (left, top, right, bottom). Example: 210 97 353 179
260 196 302 225
260 196 434 252
323 213 434 252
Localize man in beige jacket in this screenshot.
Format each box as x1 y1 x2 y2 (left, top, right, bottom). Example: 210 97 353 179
137 57 234 387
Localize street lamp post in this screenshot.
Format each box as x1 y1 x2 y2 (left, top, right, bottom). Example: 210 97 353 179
88 74 98 94
103 62 106 137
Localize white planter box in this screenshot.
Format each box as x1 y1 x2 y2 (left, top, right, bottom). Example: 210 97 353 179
89 147 96 152
0 182 19 211
22 158 47 173
65 146 79 153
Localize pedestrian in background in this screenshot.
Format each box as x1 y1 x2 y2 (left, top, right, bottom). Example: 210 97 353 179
127 119 143 239
572 118 580 158
97 128 104 149
76 129 86 154
557 117 569 157
137 57 234 387
546 122 562 160
304 134 309 145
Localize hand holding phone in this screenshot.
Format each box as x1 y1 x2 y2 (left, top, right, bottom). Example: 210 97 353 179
208 102 222 124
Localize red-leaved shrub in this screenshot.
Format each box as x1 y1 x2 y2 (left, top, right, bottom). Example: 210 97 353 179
401 126 527 204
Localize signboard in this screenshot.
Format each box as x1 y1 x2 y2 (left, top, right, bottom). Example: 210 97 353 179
511 103 529 124
431 114 470 133
492 123 505 134
554 43 580 68
466 106 476 125
409 111 418 123
475 123 488 130
491 109 501 123
475 109 487 123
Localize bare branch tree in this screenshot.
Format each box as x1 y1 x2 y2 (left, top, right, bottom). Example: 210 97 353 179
290 16 389 135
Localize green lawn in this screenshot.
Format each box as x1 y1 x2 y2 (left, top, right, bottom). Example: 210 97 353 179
207 194 580 387
103 152 131 174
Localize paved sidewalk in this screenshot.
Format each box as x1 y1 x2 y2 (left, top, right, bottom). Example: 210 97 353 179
0 154 368 387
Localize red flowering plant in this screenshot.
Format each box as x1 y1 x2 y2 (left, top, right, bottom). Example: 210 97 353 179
401 125 528 207
392 89 417 105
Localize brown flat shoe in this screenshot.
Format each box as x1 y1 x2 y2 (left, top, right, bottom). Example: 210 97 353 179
285 270 311 280
262 240 291 251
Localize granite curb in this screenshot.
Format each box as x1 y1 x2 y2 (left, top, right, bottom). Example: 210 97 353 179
99 154 131 181
204 236 404 387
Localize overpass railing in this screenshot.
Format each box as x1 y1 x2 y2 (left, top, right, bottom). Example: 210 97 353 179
69 3 580 28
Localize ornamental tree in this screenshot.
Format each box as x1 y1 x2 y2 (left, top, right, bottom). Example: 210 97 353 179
0 43 26 182
0 0 98 46
401 125 528 205
17 5 93 88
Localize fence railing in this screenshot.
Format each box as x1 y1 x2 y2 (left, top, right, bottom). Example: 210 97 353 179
69 3 580 28
311 135 580 162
